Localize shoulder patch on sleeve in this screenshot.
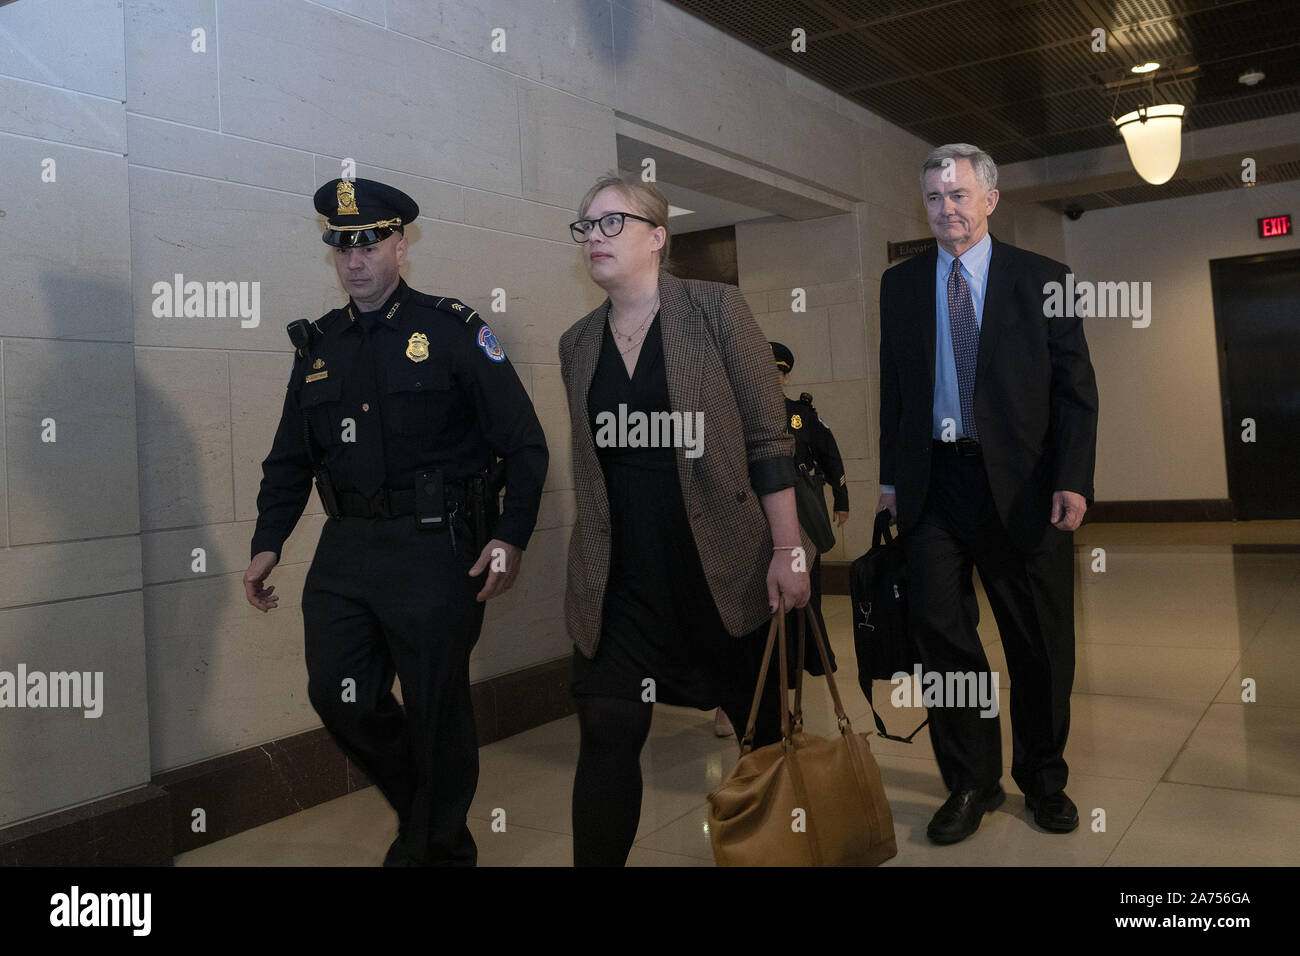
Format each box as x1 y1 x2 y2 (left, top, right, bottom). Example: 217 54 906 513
420 292 504 361
476 323 506 362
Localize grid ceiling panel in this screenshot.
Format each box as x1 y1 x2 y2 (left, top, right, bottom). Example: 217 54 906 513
660 0 1300 207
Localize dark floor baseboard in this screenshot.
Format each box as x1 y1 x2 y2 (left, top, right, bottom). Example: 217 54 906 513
0 656 576 866
0 786 171 867
152 726 373 855
1085 498 1235 522
822 561 851 596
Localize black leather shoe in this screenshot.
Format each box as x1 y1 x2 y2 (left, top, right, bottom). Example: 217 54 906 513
383 836 416 866
926 784 1005 845
383 822 422 866
1024 791 1079 832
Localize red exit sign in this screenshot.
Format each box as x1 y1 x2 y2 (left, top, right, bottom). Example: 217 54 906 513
1258 214 1292 238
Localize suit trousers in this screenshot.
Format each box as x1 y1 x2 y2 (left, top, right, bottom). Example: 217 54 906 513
302 514 486 865
901 443 1075 799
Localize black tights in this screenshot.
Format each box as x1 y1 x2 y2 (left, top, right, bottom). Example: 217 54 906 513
571 674 784 867
571 695 654 868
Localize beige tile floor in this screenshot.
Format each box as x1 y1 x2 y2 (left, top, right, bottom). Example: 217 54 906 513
177 521 1300 867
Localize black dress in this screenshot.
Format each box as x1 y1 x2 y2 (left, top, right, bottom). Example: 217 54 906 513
570 311 762 709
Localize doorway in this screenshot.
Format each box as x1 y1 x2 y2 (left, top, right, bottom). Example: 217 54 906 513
1209 248 1300 519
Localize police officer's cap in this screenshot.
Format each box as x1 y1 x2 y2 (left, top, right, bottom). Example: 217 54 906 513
770 341 794 372
314 178 419 248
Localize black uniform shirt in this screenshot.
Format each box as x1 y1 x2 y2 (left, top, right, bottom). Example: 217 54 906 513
252 280 548 557
785 393 849 512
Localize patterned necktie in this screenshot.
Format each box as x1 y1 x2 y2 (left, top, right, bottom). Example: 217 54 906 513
947 257 979 441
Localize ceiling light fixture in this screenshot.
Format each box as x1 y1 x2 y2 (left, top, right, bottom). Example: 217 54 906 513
1130 62 1160 74
1112 68 1186 185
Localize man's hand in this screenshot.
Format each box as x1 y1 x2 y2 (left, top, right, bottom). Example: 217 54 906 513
766 551 811 612
244 551 280 612
1051 490 1087 531
875 493 897 518
834 510 850 527
469 538 521 602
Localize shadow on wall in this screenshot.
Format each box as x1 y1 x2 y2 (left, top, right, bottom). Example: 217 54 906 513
0 271 149 828
582 0 633 66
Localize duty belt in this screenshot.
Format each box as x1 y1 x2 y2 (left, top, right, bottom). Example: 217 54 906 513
338 483 468 519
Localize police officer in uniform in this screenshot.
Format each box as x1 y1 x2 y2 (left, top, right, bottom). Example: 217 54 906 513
772 341 849 673
243 178 548 866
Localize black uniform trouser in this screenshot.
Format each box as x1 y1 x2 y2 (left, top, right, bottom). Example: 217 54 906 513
303 514 485 865
901 446 1075 800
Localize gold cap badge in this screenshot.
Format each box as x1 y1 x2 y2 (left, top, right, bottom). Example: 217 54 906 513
337 181 359 216
406 332 429 363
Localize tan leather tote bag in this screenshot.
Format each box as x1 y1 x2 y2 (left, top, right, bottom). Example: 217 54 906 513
708 602 897 866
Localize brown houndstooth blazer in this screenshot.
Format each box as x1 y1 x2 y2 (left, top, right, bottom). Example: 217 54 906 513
558 272 814 659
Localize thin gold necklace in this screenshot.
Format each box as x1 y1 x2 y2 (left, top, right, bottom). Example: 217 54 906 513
609 296 659 347
603 299 655 343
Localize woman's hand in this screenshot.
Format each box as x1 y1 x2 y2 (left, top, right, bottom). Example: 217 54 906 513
759 486 810 612
766 549 811 612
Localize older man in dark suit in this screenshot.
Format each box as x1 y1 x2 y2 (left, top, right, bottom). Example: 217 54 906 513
876 144 1098 844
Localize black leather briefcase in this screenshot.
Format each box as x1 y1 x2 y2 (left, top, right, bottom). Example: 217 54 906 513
850 510 927 742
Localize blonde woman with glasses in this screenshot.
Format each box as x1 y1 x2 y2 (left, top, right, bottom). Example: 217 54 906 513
558 172 812 866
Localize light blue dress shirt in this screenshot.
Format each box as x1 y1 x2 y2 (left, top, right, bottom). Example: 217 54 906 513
881 232 992 497
933 232 991 440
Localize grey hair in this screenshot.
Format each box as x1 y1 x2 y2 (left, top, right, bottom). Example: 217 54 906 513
920 144 998 193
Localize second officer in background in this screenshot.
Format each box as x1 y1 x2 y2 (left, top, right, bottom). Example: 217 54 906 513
244 178 548 866
712 339 848 735
774 341 849 673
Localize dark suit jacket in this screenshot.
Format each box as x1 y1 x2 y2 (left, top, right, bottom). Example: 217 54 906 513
879 236 1099 553
559 272 812 659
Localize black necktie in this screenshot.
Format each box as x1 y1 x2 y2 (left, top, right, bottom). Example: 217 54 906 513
351 323 386 497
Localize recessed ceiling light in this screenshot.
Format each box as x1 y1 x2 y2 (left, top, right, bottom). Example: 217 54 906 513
1131 62 1160 74
668 204 694 217
1239 69 1265 86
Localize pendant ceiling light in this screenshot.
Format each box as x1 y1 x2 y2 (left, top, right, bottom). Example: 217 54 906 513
1114 104 1186 184
1112 68 1186 186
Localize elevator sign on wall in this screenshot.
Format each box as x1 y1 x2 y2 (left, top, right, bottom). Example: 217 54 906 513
1258 214 1292 238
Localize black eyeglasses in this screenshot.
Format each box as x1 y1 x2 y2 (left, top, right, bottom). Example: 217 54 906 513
569 211 658 243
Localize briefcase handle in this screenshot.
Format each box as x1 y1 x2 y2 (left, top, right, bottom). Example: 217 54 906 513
873 509 897 549
738 600 854 754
